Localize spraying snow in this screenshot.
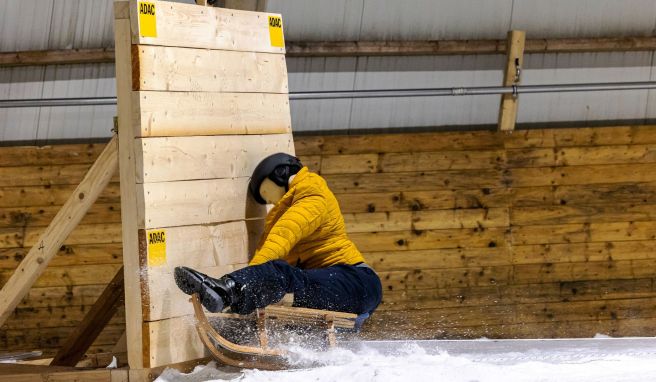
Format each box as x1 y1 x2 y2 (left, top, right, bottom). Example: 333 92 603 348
155 338 656 382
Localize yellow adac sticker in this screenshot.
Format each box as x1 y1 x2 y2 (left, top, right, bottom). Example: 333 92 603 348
147 229 166 266
268 15 284 48
138 1 157 38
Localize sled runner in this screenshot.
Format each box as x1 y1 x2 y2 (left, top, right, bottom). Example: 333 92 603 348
191 293 366 370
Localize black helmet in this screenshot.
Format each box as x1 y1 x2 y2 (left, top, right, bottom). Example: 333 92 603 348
249 153 303 204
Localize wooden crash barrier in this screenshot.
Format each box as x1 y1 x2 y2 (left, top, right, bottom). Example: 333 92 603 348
113 0 294 374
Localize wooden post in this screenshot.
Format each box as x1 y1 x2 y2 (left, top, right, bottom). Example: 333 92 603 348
50 266 125 367
498 30 526 132
0 135 118 327
256 309 269 348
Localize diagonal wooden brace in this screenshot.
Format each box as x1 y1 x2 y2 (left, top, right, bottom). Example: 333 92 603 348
50 266 125 367
0 135 119 327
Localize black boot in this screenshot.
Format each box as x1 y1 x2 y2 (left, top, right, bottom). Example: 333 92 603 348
174 266 238 313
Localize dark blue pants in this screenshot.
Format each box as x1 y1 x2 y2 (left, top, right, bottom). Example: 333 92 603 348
227 260 382 315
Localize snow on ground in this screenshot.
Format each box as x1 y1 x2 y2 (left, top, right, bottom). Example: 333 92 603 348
156 338 656 382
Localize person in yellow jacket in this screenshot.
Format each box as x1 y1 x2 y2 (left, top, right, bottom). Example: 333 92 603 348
174 153 382 318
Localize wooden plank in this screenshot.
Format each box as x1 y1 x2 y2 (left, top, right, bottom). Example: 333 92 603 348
335 189 511 213
509 163 656 187
134 45 288 93
135 134 294 182
375 297 656 328
361 316 656 340
506 144 656 168
286 37 656 57
129 0 285 54
0 137 118 328
0 365 112 382
0 165 119 188
0 264 123 288
142 316 207 368
511 203 656 226
380 278 656 311
2 305 125 330
503 125 656 149
145 263 244 322
0 203 121 228
350 227 509 252
141 220 260 321
498 30 525 132
0 244 122 269
5 37 656 68
0 183 121 208
511 221 656 245
0 48 115 68
1 324 125 353
512 240 656 265
135 92 292 138
513 259 656 284
318 150 506 175
294 131 503 155
367 246 511 272
17 284 108 309
323 169 505 194
0 143 107 167
137 177 267 229
344 208 509 233
0 223 122 249
51 267 124 367
114 10 144 369
380 266 513 292
511 182 656 207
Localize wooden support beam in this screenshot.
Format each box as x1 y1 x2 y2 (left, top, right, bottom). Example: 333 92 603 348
2 36 656 67
286 37 656 56
0 135 118 327
50 266 124 367
0 48 115 67
498 30 526 132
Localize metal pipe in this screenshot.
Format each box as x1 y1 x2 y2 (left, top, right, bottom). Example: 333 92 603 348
1 82 656 108
0 97 117 108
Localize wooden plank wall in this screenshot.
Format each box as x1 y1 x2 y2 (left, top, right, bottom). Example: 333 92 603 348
114 0 294 370
295 125 656 340
1 125 655 358
0 143 124 357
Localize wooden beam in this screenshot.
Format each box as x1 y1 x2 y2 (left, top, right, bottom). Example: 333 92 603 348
114 1 144 369
0 48 114 67
50 266 124 367
498 30 526 132
286 36 656 56
0 135 118 328
3 36 656 67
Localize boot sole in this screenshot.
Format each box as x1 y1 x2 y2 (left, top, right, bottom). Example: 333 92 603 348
174 266 203 295
174 267 225 312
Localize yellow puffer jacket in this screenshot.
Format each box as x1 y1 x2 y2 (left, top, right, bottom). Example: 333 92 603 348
249 167 365 269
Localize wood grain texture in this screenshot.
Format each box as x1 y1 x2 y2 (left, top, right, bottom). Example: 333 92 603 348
134 92 291 138
0 137 118 328
140 220 260 321
137 177 267 229
114 11 144 369
134 46 288 93
135 134 294 182
4 123 656 353
129 0 285 54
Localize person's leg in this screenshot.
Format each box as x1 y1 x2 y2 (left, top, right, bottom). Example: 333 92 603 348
292 265 382 315
176 260 383 315
227 260 314 314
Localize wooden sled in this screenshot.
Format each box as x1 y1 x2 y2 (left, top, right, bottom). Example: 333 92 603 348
191 294 364 370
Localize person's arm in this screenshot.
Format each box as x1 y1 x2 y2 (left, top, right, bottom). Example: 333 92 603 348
249 193 327 265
